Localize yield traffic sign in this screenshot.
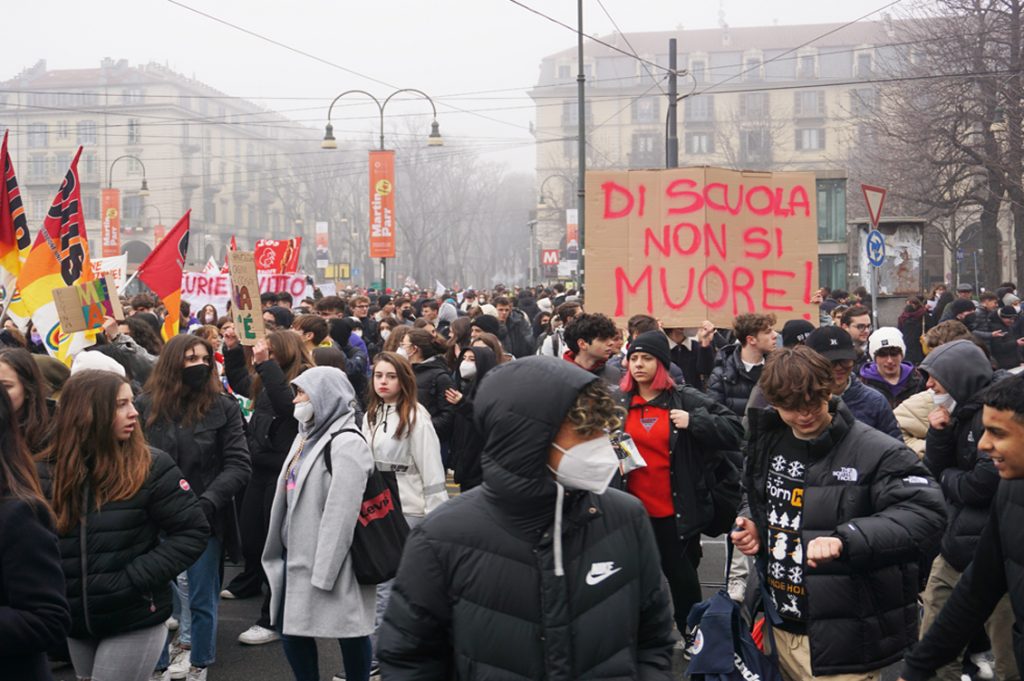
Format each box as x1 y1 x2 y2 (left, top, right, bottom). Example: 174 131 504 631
861 184 887 229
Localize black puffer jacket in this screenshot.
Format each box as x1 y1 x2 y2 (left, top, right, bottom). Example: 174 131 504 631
412 354 456 442
136 392 251 538
742 401 946 675
379 357 675 680
919 339 998 571
622 385 743 540
449 347 498 491
42 449 209 639
706 343 761 416
224 347 299 474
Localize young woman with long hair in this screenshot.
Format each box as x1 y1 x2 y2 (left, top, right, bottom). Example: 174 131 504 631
0 347 53 454
444 345 498 492
136 334 252 679
42 370 208 681
0 385 70 681
262 367 376 681
618 331 743 641
398 328 455 445
222 329 312 646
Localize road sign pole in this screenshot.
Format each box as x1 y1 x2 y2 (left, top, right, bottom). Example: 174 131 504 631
872 266 879 328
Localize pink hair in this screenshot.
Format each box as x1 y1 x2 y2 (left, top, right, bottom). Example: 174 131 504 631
620 360 676 394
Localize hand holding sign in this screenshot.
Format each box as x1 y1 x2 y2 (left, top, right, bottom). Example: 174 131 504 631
227 251 265 346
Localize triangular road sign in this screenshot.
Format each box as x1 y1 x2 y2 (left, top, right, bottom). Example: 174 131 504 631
862 184 887 228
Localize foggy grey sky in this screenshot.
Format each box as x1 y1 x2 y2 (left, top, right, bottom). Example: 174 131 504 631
4 0 897 172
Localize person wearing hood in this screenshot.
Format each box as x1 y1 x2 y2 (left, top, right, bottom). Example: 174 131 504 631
619 331 743 642
859 327 925 408
707 313 777 416
732 346 945 679
444 345 498 492
917 339 1017 681
399 329 456 445
378 356 675 679
135 335 252 680
327 319 369 402
262 367 376 681
805 326 903 441
987 306 1024 370
436 301 458 340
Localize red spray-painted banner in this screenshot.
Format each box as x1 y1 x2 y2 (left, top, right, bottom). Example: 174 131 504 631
585 167 819 327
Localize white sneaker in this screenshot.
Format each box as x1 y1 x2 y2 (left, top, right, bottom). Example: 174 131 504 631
219 589 237 599
166 616 179 631
237 624 280 645
186 667 207 681
970 651 995 680
168 647 191 680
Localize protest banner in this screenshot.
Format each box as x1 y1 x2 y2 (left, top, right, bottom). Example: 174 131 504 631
91 254 128 288
254 238 302 273
227 251 265 345
585 167 819 328
53 276 123 333
181 271 312 313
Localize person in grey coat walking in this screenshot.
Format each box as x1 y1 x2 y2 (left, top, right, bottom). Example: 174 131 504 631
262 366 376 681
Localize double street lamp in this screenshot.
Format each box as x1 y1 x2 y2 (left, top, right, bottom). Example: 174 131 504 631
107 154 149 195
321 89 442 291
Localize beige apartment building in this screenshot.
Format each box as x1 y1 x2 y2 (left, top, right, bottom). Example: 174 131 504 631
0 59 313 269
530 20 901 290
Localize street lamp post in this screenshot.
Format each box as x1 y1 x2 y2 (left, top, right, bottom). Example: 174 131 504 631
527 219 538 287
321 89 443 292
107 154 150 195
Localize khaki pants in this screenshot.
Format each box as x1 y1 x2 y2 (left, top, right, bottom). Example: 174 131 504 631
774 629 880 681
920 553 1019 681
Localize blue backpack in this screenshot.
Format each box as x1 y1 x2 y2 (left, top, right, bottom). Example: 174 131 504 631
685 544 782 681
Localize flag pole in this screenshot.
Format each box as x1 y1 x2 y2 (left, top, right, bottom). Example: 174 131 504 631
118 270 139 296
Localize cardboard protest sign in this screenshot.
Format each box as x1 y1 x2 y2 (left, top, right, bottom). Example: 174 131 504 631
585 167 819 328
52 276 124 333
227 251 265 345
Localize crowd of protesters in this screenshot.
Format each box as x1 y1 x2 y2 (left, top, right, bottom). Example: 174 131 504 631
2 277 1024 681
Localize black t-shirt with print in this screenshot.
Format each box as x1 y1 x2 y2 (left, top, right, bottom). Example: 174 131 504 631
765 429 809 630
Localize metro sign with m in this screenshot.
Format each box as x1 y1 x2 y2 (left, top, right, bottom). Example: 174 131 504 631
541 249 560 266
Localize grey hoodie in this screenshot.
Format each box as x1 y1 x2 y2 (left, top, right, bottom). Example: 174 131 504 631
292 366 359 450
918 339 993 404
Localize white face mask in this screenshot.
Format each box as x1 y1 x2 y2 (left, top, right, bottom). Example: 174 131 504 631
396 346 410 359
932 391 956 412
293 401 315 423
381 329 391 341
459 361 477 380
353 329 363 337
547 436 619 495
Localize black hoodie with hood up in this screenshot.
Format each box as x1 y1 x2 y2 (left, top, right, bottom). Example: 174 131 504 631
378 357 674 681
449 346 498 491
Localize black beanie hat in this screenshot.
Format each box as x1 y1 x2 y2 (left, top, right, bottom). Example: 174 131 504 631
949 298 976 316
627 330 672 370
471 314 500 336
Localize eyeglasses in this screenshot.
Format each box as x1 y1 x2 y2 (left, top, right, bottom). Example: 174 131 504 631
850 323 872 331
353 304 369 309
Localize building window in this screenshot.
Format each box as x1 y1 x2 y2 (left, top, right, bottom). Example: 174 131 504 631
690 59 707 82
742 57 763 81
632 97 660 123
557 64 571 79
739 92 769 119
126 157 142 176
796 127 826 151
127 119 141 144
856 52 873 77
798 54 817 79
631 133 661 167
27 124 48 148
685 132 714 154
684 95 714 122
122 89 144 105
857 123 876 146
819 254 847 290
56 122 69 139
561 101 592 127
794 91 825 118
32 198 47 219
123 195 143 221
83 152 98 177
817 179 846 242
77 121 96 145
53 153 72 176
28 154 47 179
740 130 770 162
849 88 875 116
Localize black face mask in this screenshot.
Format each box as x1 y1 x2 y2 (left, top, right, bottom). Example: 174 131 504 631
182 363 212 391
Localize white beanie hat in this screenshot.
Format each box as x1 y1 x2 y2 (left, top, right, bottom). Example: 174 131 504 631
868 327 906 358
71 351 126 377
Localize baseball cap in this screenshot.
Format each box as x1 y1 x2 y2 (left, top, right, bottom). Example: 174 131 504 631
957 283 974 293
868 327 906 357
806 326 857 362
781 319 815 347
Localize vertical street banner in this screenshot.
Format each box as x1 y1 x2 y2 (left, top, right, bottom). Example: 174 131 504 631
315 220 329 268
101 188 121 257
153 223 165 246
585 167 819 328
254 238 302 273
565 209 579 260
227 250 265 345
369 150 395 259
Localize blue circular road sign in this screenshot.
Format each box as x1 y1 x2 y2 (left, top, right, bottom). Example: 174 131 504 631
866 230 885 267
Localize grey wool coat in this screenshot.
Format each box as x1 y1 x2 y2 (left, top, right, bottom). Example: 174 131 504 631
262 366 377 638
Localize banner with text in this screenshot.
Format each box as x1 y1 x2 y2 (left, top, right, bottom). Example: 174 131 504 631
585 167 819 328
181 271 312 313
254 238 302 274
315 221 329 268
101 188 121 258
91 254 128 288
369 150 396 258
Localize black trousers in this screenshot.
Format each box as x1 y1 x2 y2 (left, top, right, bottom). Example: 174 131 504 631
649 516 703 634
225 467 277 627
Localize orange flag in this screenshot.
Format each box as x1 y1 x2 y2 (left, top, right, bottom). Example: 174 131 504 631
135 210 190 340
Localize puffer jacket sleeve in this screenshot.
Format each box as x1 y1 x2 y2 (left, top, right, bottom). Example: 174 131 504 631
223 344 253 397
705 364 727 406
695 343 715 388
940 455 1000 508
632 507 675 680
428 371 456 442
199 397 252 514
924 421 959 479
123 450 210 594
378 525 453 679
410 409 448 513
833 440 946 571
680 387 743 451
256 359 297 419
0 500 69 656
875 401 903 441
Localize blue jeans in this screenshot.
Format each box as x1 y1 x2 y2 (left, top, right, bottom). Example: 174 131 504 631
172 572 192 646
157 536 221 669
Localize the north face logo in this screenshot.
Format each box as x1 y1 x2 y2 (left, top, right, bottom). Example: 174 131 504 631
832 467 858 482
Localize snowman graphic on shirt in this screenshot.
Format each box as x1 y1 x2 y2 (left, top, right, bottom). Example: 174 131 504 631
771 533 788 561
790 537 803 565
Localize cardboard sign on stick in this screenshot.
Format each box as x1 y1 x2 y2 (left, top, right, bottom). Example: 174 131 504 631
584 167 819 328
227 251 265 345
52 276 124 333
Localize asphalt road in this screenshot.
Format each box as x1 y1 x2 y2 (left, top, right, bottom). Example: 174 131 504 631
50 536 901 681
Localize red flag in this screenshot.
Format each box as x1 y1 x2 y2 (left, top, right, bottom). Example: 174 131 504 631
0 130 31 304
254 238 302 273
136 211 190 340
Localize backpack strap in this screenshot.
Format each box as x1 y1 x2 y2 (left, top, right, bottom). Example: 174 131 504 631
323 427 367 476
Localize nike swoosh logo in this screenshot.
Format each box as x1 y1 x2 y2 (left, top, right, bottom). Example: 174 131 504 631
585 567 622 586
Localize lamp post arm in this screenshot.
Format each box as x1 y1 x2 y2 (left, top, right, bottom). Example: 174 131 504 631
380 89 439 150
107 154 147 188
327 89 384 147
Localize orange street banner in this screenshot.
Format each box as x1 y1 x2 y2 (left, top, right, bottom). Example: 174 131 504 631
101 188 121 257
369 150 395 259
